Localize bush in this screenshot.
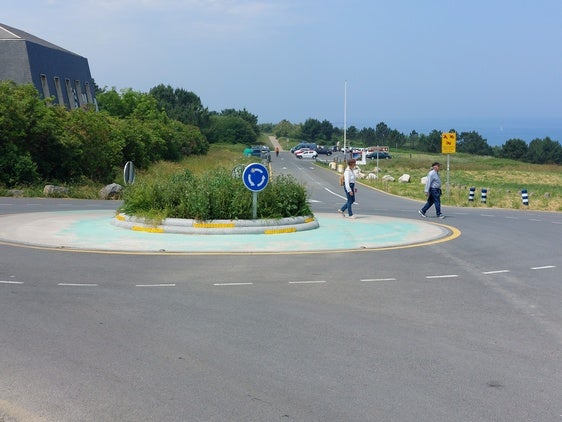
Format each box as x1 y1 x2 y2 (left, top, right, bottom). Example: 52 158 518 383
120 167 312 220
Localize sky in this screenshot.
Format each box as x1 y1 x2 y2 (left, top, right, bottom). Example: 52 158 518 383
3 0 562 143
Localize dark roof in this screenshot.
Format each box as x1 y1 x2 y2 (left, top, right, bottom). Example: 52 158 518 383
0 22 78 56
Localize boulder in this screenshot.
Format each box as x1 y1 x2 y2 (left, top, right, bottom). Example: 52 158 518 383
398 174 411 183
367 173 377 180
382 175 395 182
99 183 123 200
43 185 69 197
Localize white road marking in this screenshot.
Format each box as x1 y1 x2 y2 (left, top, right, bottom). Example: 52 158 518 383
135 283 176 287
213 282 253 286
324 187 346 200
530 265 556 270
0 280 24 284
58 283 98 287
361 278 397 282
482 270 510 274
289 280 326 284
425 274 459 279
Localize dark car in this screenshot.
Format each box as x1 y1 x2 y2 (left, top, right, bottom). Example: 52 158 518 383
366 151 392 160
315 146 333 156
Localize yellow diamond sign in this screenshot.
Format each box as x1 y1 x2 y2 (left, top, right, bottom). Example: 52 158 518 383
441 132 456 154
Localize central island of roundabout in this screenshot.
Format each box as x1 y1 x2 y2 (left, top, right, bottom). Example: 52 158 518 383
106 211 455 254
0 210 457 254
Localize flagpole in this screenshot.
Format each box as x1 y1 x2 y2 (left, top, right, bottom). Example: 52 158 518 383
343 81 347 157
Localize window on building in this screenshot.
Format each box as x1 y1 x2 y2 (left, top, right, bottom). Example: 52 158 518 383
74 80 85 107
65 78 77 109
84 81 93 104
40 74 50 99
54 77 65 107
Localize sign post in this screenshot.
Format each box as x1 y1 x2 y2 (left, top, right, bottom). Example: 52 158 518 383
242 163 269 219
441 133 456 197
123 161 135 185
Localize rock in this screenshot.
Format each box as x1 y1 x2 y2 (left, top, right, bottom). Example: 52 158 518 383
398 174 411 183
367 173 377 180
43 185 69 197
382 175 395 182
99 183 123 200
8 189 24 197
420 176 427 184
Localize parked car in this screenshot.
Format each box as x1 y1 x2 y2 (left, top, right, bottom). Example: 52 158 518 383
295 149 318 159
315 146 333 156
291 142 317 153
366 151 392 160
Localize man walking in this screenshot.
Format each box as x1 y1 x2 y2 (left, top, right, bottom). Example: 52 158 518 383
418 162 445 219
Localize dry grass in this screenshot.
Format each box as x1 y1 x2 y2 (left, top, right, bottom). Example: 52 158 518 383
333 151 562 212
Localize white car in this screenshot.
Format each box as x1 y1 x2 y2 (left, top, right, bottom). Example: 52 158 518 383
295 149 318 159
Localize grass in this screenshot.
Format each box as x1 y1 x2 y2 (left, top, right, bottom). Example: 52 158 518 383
2 136 561 212
317 150 562 212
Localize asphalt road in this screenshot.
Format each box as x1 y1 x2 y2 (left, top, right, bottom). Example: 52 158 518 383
0 153 561 421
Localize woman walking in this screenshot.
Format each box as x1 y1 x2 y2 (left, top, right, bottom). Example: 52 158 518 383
338 158 357 219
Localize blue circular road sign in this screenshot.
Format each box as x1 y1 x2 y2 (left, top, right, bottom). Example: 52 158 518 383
242 163 269 192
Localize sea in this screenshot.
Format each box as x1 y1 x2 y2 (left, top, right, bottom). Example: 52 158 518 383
370 117 562 147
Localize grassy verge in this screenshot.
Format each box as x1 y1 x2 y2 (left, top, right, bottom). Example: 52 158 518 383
318 150 562 211
2 138 561 212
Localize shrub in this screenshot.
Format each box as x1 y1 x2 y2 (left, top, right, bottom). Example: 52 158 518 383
120 167 312 220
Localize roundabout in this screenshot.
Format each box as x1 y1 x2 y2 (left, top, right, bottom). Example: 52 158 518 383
0 209 458 254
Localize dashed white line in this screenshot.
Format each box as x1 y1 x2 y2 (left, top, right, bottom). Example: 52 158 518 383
0 280 24 284
136 283 176 287
361 278 397 282
425 274 459 279
530 265 556 270
482 270 510 274
57 283 98 287
213 282 253 286
289 280 326 284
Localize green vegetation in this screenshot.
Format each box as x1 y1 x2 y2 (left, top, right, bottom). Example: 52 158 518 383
318 150 562 211
120 151 311 221
270 120 562 164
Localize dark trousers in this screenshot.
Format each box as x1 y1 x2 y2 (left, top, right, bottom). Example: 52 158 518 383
340 183 355 216
421 188 442 216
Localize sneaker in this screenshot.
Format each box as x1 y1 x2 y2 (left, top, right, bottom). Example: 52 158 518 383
418 210 426 218
338 209 345 217
438 214 446 219
348 215 356 219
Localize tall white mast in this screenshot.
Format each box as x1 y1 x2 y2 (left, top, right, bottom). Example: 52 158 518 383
343 81 347 155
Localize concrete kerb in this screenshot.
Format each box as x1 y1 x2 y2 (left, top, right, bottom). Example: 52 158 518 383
113 213 320 235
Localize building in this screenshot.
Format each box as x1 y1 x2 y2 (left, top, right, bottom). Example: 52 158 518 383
0 22 96 109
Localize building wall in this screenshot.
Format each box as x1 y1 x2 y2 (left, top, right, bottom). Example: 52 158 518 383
26 41 95 108
0 24 96 109
0 40 32 84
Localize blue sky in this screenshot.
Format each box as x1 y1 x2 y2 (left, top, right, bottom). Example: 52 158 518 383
4 0 562 140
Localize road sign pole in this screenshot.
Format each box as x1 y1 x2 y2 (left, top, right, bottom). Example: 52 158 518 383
446 154 450 197
252 192 257 219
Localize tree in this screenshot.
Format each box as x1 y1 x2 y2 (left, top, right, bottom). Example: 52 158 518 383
526 137 562 164
220 108 260 136
149 84 211 129
418 130 442 153
374 122 391 145
499 139 528 160
457 131 493 155
300 118 323 141
206 115 257 145
319 119 334 141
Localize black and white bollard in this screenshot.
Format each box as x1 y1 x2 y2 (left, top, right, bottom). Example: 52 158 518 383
468 187 475 202
521 189 529 206
481 188 487 203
